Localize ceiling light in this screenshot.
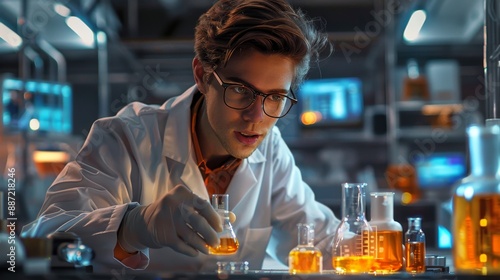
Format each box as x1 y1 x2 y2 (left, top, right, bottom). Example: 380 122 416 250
404 10 427 42
65 16 94 46
54 3 71 17
0 22 22 48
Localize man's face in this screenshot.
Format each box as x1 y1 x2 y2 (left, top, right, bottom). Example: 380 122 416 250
199 49 295 160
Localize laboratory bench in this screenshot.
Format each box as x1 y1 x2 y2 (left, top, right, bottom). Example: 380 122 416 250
0 270 499 280
0 246 494 280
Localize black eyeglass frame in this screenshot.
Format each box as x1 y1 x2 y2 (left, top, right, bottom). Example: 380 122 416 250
212 70 298 118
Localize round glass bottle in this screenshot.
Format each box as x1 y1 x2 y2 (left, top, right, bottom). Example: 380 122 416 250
452 125 500 275
369 192 403 273
332 183 375 274
288 223 323 274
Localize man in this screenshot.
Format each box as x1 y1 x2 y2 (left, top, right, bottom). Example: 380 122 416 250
22 0 340 273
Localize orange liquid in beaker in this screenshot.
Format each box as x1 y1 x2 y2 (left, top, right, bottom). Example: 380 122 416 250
289 250 322 274
208 237 239 255
333 255 374 274
372 230 403 273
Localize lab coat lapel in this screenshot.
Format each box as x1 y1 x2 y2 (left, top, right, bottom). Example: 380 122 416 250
228 148 266 209
162 86 196 164
180 159 209 200
161 86 209 200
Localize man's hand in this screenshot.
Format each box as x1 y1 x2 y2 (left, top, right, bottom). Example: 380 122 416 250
117 185 222 256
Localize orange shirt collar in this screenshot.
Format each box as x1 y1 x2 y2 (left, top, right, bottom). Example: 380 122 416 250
190 94 241 178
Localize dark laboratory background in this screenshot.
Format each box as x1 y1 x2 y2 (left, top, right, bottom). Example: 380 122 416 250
0 0 490 251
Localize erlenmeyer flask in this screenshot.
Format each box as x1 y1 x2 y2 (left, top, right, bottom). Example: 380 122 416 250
332 183 375 274
208 194 239 255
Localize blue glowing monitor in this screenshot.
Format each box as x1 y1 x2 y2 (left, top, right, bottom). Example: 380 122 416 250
2 78 72 134
297 78 363 127
413 153 466 189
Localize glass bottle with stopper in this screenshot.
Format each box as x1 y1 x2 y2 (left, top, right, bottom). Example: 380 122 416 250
369 192 403 273
331 182 375 274
288 223 323 274
207 194 239 255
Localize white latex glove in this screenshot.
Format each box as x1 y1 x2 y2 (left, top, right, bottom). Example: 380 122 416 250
118 184 222 256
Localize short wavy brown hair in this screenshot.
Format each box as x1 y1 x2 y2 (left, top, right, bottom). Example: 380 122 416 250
194 0 331 89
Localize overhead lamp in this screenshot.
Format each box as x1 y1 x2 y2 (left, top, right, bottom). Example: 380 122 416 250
0 22 23 48
65 16 95 46
54 3 71 17
403 10 427 42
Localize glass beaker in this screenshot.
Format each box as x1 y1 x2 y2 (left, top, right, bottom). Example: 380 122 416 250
332 183 375 274
288 223 323 274
369 192 403 273
405 217 426 273
207 194 239 255
452 125 500 275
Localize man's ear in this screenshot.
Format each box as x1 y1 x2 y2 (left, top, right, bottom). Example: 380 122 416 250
192 57 207 94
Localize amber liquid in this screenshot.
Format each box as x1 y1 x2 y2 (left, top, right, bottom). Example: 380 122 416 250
333 255 374 274
453 194 500 274
405 241 425 273
208 237 239 255
372 230 403 273
288 249 322 274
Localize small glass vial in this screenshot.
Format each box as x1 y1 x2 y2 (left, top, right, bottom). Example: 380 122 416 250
288 223 323 274
207 194 239 255
369 192 403 273
332 183 375 274
405 217 426 273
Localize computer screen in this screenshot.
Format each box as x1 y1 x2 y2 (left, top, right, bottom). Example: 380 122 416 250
413 152 466 189
297 78 363 127
2 77 72 134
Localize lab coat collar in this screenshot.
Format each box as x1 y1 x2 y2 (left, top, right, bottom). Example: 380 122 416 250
226 159 258 209
160 85 196 163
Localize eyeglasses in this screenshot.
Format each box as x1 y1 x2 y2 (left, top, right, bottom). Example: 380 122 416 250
212 70 297 118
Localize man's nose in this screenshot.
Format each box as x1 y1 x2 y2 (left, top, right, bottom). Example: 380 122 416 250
242 96 265 122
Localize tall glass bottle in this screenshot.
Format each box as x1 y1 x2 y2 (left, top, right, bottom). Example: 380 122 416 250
332 183 374 274
207 194 239 255
453 125 500 275
288 223 322 274
405 217 426 273
369 192 403 273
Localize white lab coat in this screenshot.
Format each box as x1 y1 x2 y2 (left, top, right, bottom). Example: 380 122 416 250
22 86 339 273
